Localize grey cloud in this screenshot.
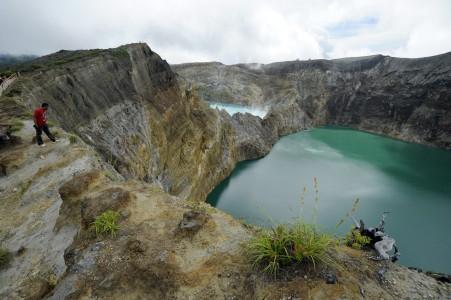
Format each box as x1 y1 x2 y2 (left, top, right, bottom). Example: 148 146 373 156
1 0 450 64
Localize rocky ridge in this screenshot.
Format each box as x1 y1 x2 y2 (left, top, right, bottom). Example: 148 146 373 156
0 44 237 202
174 53 451 150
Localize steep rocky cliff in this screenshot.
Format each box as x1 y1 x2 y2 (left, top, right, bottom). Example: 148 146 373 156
1 44 236 201
174 53 451 150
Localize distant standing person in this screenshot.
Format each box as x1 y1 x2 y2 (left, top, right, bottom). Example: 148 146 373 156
33 102 56 147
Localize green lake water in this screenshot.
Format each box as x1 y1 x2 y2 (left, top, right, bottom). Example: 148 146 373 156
207 128 451 274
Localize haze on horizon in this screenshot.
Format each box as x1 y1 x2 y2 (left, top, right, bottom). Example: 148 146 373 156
1 0 450 64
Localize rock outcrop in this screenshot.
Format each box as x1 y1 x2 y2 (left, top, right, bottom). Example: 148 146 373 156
174 53 451 150
1 44 236 202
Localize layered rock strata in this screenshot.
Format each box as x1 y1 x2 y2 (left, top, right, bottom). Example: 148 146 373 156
174 53 451 150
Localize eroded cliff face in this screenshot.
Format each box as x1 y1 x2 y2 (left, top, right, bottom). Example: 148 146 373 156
174 53 451 150
2 44 236 201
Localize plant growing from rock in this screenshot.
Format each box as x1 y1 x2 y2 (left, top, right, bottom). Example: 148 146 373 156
247 178 343 277
335 198 372 250
91 210 120 237
344 228 371 250
335 198 360 229
47 273 58 287
18 179 32 197
247 222 334 277
0 247 12 269
10 120 24 132
185 200 214 214
68 134 77 144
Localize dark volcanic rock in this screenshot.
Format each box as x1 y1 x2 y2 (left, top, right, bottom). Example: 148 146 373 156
174 52 451 150
177 210 209 234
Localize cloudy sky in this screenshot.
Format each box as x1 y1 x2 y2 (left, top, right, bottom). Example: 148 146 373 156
1 0 450 64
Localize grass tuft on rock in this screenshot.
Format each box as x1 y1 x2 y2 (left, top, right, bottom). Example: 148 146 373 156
247 222 334 277
18 179 32 197
91 210 120 237
68 134 78 144
10 120 24 132
0 248 12 269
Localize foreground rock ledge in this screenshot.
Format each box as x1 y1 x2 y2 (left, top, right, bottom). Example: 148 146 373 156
0 122 449 300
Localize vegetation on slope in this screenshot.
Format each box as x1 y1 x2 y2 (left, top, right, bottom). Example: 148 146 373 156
248 179 337 277
0 248 12 269
248 222 334 276
0 47 130 77
91 210 120 237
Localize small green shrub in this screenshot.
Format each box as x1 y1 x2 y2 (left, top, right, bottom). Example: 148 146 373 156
110 48 129 59
247 222 334 276
103 170 117 182
344 229 371 250
51 129 62 138
18 180 32 196
0 248 12 269
10 120 24 132
106 152 118 168
68 134 77 144
91 210 120 237
185 200 214 214
47 273 58 287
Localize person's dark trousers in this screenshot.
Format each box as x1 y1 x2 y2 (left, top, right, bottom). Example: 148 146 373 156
34 124 56 145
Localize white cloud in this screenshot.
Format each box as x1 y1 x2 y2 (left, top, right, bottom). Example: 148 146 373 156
0 0 450 63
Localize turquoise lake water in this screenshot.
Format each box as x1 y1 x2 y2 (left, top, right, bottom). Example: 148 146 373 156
208 102 268 118
207 128 451 274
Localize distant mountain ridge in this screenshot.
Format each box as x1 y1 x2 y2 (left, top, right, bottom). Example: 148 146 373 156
0 54 37 68
173 51 451 150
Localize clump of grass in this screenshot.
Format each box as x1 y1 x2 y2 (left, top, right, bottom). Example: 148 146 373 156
68 134 78 144
110 48 129 59
91 210 120 237
335 198 360 229
185 199 216 214
344 228 371 250
0 248 12 269
106 151 118 168
18 179 32 196
52 129 60 136
103 170 118 182
47 273 58 287
247 221 334 277
10 120 24 132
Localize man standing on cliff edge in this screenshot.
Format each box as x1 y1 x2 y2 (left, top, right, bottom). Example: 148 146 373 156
33 102 56 147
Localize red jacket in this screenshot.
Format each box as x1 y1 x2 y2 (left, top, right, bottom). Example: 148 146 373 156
34 107 47 127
